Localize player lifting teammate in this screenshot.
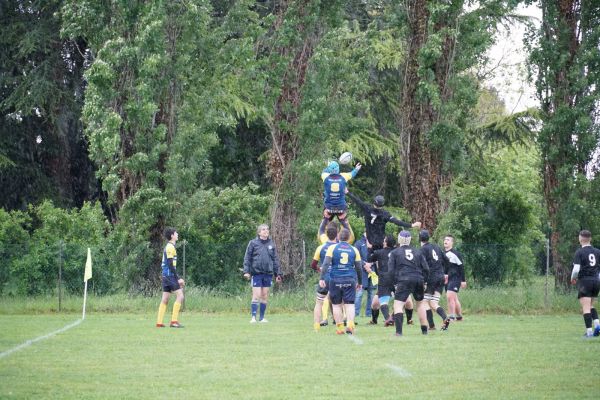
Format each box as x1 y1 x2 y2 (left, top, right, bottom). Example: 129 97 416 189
311 223 339 331
319 229 363 335
570 230 600 338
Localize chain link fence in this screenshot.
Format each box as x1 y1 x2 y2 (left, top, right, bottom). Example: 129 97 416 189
1 238 554 310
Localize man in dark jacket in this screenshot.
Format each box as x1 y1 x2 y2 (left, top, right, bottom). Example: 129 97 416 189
346 191 421 250
243 224 282 323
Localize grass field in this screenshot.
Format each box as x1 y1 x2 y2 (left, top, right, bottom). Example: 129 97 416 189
1 311 599 399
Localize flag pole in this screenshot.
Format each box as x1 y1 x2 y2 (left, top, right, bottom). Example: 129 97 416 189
83 247 92 320
82 280 88 320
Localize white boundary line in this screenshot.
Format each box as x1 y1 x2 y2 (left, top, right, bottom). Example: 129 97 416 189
386 363 412 378
347 334 364 345
0 319 82 360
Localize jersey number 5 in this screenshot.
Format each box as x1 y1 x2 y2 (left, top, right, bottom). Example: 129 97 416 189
405 249 414 260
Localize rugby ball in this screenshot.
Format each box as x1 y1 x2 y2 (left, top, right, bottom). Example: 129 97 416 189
339 152 353 165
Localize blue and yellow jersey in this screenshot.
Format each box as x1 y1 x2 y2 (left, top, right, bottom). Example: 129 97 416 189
325 241 361 280
317 222 355 244
321 172 354 210
313 241 337 279
161 242 177 277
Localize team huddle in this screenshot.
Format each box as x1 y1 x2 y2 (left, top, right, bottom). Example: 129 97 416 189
155 154 600 339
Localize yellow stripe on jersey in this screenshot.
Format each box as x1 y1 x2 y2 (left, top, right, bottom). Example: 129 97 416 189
166 242 177 267
313 244 325 261
353 247 361 262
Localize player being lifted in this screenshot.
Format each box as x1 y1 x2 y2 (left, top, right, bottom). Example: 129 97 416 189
570 230 600 338
319 229 363 335
346 190 421 250
321 160 361 233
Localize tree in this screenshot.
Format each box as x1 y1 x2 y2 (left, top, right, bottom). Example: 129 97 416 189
368 0 521 229
526 0 600 289
0 0 94 210
62 0 264 291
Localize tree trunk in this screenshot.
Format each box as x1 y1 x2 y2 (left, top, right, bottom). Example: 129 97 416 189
268 1 317 276
399 0 454 230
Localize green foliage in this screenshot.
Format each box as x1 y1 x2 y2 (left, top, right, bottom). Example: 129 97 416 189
169 184 271 287
437 144 545 284
1 201 110 295
525 0 600 287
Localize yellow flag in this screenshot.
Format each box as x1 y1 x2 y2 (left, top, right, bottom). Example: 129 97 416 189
84 247 92 282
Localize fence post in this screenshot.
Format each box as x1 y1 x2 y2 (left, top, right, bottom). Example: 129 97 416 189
544 238 550 309
58 240 63 312
182 239 187 312
302 239 307 310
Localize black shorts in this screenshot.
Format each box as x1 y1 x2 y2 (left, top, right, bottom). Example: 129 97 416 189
394 279 424 302
426 275 445 295
377 280 395 297
577 278 600 299
315 281 329 296
162 275 180 293
446 278 462 293
329 278 356 305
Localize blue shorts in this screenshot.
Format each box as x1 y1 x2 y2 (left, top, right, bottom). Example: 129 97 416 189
162 275 180 293
251 274 273 288
329 278 356 305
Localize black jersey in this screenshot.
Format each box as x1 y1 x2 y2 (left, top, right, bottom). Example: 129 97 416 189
369 247 394 285
347 191 411 247
444 248 465 282
421 242 446 279
389 245 429 282
573 245 600 279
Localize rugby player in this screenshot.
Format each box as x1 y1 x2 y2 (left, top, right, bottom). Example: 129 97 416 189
156 228 185 328
389 231 430 336
319 229 363 335
320 161 361 232
346 191 421 250
419 230 450 331
311 223 339 331
443 235 466 321
570 230 600 338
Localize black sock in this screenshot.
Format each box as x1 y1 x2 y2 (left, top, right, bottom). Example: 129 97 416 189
405 308 413 322
426 309 434 328
381 304 390 320
372 308 379 323
421 325 428 335
436 306 448 320
394 313 404 335
584 313 593 329
591 308 599 321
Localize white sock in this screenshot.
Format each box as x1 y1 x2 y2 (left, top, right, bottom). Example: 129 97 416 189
587 327 593 335
593 319 599 328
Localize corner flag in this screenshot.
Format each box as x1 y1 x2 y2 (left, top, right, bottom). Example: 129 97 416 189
84 248 92 282
82 248 92 320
